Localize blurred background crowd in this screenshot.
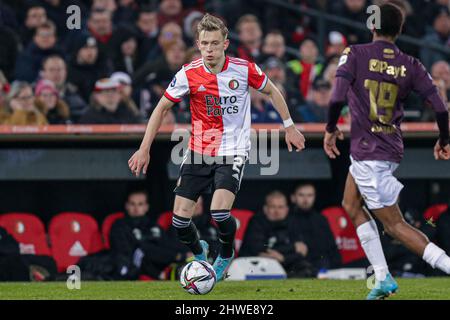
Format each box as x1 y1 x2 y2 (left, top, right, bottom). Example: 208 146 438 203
0 0 449 128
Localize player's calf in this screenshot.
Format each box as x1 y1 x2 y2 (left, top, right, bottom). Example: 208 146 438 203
172 214 203 256
211 210 236 259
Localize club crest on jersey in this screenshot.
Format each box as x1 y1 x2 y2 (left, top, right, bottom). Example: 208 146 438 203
228 79 239 90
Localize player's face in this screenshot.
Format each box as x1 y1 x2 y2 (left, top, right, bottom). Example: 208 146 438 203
264 196 289 221
126 194 149 217
293 186 316 211
197 30 229 67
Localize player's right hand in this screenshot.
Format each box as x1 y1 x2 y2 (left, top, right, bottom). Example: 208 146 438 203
323 129 344 159
433 140 450 160
128 148 150 177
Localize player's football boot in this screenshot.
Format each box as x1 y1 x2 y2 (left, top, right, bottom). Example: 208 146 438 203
366 273 398 300
213 251 234 281
194 240 209 262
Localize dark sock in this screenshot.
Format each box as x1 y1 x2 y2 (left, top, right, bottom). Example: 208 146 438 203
172 214 202 255
211 210 236 259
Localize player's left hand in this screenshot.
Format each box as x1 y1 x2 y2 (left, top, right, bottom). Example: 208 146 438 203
285 125 305 152
324 129 344 159
433 140 450 160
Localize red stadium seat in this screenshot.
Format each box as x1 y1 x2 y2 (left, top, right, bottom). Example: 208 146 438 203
101 212 125 249
321 206 365 265
423 204 448 222
49 212 104 272
0 213 51 256
157 211 173 231
231 209 255 255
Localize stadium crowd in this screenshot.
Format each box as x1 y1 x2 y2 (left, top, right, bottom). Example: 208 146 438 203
0 0 449 126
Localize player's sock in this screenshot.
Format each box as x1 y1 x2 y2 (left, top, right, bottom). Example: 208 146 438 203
356 219 390 281
423 242 450 274
211 210 236 259
172 214 202 255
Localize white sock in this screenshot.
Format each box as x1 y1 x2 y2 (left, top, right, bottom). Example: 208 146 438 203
356 220 389 281
423 242 450 274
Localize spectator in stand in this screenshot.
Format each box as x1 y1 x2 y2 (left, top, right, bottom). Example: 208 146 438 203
420 5 450 70
2 81 47 125
109 190 189 280
261 30 287 62
331 0 371 45
110 71 140 118
325 31 347 58
240 191 316 278
79 77 141 124
158 0 186 27
235 14 263 62
87 9 114 59
133 39 186 117
135 7 159 62
183 10 204 46
0 71 10 123
290 183 341 270
40 55 88 122
147 21 184 61
287 38 323 100
0 25 19 82
67 34 111 102
14 21 63 83
34 79 71 124
251 80 284 124
297 78 331 123
19 5 48 47
112 0 139 26
110 26 143 76
431 61 450 106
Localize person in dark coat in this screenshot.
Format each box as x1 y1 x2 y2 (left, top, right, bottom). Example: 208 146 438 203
14 21 64 83
290 183 342 270
109 26 144 76
240 191 316 278
79 77 142 124
109 190 189 280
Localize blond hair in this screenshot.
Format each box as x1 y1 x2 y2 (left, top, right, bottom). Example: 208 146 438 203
197 13 228 39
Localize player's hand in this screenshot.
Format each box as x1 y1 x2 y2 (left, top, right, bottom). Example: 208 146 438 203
285 125 305 152
324 129 344 159
433 140 450 160
294 242 308 257
128 148 150 177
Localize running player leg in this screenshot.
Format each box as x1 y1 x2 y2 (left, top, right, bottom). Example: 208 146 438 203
342 173 391 283
172 195 208 261
373 204 450 274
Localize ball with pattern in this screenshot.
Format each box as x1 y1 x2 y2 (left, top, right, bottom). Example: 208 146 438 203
180 260 217 295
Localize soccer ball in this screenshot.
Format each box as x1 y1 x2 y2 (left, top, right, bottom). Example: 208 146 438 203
180 260 217 295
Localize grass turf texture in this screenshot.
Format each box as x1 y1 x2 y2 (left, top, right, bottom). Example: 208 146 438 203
1 278 450 300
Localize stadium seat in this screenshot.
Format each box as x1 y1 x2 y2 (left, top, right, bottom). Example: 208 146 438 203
231 209 255 255
48 212 104 272
101 212 125 249
321 206 366 265
157 211 173 231
423 204 449 222
0 212 51 256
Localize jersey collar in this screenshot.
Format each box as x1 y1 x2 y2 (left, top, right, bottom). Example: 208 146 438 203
202 56 229 74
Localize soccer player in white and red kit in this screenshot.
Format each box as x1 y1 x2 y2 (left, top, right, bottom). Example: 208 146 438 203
129 14 305 281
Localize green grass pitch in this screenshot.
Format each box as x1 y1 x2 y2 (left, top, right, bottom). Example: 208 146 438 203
1 278 450 300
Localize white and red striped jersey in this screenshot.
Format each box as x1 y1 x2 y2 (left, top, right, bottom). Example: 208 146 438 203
164 56 268 156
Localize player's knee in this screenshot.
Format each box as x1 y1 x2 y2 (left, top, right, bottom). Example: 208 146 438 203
382 220 404 239
342 199 358 217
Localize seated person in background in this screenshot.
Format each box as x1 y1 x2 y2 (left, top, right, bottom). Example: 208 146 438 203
297 79 332 123
2 81 48 125
79 78 142 124
40 55 88 122
110 190 189 280
110 72 140 118
240 191 315 278
34 79 71 124
290 183 341 270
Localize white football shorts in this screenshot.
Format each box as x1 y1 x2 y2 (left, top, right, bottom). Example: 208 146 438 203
349 156 404 210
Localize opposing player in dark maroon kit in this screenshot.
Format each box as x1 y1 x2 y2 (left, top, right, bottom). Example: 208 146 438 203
324 3 450 299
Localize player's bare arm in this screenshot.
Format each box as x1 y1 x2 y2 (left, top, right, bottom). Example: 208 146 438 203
261 79 306 152
128 96 175 176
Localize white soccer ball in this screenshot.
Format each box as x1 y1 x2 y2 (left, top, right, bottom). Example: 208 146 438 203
180 260 217 295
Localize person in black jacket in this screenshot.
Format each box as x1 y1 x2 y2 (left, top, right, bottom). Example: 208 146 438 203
239 191 315 278
79 77 142 124
290 183 342 270
109 190 189 280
